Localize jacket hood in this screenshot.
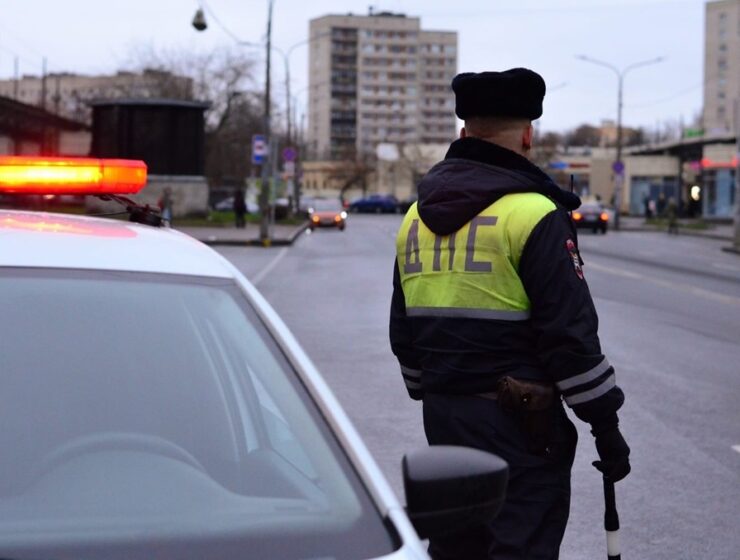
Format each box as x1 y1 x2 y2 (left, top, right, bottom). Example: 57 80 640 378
417 137 581 235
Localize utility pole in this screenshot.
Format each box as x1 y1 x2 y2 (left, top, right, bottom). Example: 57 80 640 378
40 57 47 110
733 98 740 251
13 57 19 100
258 0 274 246
614 72 624 230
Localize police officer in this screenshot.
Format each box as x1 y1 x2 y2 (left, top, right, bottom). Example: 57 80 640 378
389 68 630 559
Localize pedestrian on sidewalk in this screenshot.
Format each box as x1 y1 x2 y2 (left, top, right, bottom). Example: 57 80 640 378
666 196 679 235
233 187 247 229
158 187 173 225
390 68 630 560
643 194 652 219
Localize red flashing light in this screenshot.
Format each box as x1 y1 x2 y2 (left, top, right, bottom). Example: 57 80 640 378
0 156 147 195
600 212 609 221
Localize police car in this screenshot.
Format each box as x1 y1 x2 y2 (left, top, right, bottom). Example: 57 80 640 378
0 156 507 559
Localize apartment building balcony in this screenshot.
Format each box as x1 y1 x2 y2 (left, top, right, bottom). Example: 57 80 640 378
331 110 357 122
331 127 357 139
331 84 358 95
331 100 358 110
331 47 358 57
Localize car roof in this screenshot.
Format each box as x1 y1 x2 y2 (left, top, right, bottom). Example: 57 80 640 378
0 209 233 278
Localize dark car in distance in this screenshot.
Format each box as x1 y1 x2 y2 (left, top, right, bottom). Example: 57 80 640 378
348 194 399 214
572 202 609 234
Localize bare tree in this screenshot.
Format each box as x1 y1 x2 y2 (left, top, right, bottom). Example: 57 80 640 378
125 45 270 190
126 44 258 129
322 148 375 202
566 124 601 147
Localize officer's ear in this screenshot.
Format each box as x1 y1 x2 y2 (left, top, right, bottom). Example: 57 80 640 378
522 124 534 152
460 127 467 139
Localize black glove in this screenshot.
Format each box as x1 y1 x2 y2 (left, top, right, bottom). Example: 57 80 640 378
592 426 631 482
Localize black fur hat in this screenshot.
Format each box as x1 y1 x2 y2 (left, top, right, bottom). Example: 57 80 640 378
452 68 546 120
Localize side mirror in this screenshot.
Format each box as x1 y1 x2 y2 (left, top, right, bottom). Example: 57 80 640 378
192 8 208 31
403 446 508 540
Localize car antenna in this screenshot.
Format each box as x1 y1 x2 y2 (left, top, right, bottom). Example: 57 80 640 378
98 194 164 227
570 174 575 216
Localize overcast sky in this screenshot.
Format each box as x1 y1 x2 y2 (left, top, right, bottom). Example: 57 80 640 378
0 0 707 133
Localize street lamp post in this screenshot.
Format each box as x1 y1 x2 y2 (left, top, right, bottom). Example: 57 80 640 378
734 97 740 251
258 0 274 245
576 55 664 230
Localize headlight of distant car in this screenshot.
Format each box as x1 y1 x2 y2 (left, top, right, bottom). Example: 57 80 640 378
340 211 347 219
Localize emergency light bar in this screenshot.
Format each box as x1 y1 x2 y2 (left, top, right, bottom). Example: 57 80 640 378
0 156 147 195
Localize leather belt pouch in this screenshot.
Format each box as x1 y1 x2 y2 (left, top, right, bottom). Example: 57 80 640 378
496 376 556 454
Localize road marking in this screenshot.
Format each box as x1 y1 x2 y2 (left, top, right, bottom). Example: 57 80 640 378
587 261 740 307
732 445 740 454
252 247 289 287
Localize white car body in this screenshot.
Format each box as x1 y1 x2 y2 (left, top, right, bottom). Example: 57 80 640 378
0 208 428 560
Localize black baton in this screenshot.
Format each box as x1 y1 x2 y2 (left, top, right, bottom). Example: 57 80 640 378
603 478 621 559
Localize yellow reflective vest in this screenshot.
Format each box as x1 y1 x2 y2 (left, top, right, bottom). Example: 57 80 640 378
396 193 557 322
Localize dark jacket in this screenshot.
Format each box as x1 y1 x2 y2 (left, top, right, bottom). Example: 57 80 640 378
390 137 624 431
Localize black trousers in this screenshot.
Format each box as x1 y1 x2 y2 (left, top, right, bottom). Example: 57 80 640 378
422 393 578 560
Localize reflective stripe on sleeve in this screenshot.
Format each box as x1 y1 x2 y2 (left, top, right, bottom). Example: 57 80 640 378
400 365 422 379
563 374 616 406
556 358 611 391
404 378 422 390
406 307 531 321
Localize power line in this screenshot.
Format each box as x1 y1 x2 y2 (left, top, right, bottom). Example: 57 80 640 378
200 0 247 44
0 45 38 71
626 79 713 109
0 21 45 59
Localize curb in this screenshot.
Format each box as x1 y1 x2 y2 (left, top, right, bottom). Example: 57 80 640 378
193 222 310 247
721 246 740 256
617 226 732 242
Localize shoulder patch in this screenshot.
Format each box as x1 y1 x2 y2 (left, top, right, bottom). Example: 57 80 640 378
566 238 584 280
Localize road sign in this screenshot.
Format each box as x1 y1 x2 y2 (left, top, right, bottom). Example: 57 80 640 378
283 161 296 178
252 135 267 165
612 160 625 175
282 147 297 162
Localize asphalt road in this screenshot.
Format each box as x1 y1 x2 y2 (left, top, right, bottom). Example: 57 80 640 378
217 216 740 559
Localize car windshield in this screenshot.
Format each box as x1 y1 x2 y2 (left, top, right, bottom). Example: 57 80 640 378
579 204 602 212
0 268 396 559
312 199 342 211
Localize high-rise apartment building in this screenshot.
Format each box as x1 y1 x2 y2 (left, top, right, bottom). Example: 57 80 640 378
704 0 740 134
307 11 457 160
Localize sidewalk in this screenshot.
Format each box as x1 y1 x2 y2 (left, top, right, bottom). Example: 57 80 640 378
618 215 734 242
175 221 309 247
